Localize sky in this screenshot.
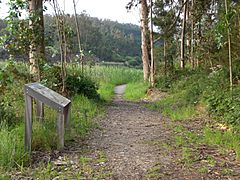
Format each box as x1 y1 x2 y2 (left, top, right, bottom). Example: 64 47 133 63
0 0 140 25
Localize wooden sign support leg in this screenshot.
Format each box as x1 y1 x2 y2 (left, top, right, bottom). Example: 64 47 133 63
36 100 44 121
25 95 33 151
57 113 65 149
64 105 71 128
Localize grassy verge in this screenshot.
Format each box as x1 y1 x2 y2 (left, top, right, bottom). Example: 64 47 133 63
149 67 240 167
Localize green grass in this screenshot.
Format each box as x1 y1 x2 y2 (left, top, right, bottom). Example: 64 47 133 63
98 82 115 102
68 65 143 85
0 124 29 170
70 94 103 138
148 92 196 121
203 127 240 160
124 82 149 101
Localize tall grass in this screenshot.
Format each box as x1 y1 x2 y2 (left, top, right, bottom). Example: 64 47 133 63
0 124 29 169
203 128 240 160
68 65 143 85
124 82 149 101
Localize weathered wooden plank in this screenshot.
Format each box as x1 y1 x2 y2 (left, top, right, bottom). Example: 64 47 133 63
25 95 33 151
57 113 65 149
25 83 71 113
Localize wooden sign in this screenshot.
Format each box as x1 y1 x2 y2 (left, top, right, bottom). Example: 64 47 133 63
24 83 71 151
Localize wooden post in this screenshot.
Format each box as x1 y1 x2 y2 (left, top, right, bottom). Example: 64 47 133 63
25 95 33 151
57 113 65 149
64 104 71 128
36 100 44 121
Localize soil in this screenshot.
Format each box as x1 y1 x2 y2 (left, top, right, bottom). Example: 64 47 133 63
10 85 240 179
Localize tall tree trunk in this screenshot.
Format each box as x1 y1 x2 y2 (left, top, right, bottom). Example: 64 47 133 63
164 39 167 75
140 0 150 81
53 0 67 94
149 0 155 86
225 0 233 91
190 0 195 68
73 0 84 73
181 0 187 69
29 0 45 81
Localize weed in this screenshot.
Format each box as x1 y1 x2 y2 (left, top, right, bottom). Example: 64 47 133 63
181 147 193 165
147 163 163 179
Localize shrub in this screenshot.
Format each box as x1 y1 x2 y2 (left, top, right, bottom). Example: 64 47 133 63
41 64 62 92
66 74 100 100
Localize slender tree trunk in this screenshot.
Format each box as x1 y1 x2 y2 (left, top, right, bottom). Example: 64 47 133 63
191 0 195 68
164 39 167 75
29 0 45 81
53 0 67 93
225 0 233 91
181 0 187 69
140 0 150 81
73 0 84 73
149 0 155 86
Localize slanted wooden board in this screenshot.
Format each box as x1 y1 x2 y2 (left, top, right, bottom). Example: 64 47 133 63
24 83 71 151
25 83 71 113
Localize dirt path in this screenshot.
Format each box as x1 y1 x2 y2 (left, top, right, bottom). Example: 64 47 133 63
12 85 240 179
87 85 172 179
86 85 240 180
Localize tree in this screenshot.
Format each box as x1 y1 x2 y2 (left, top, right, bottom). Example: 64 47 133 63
29 0 45 80
224 0 233 91
180 0 187 69
73 0 84 73
149 0 155 86
140 0 150 81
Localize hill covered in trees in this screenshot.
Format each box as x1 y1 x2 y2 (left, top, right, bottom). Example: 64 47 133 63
0 13 142 67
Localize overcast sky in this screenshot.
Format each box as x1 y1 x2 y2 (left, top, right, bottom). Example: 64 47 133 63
0 0 140 25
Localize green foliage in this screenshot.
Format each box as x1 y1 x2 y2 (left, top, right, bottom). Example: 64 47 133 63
154 66 240 126
205 87 240 126
66 74 100 100
41 64 62 92
0 0 29 56
0 61 28 126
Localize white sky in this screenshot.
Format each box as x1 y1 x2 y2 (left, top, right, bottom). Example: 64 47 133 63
0 0 140 25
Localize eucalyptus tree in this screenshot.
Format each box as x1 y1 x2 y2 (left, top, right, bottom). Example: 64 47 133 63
29 0 45 80
127 0 150 81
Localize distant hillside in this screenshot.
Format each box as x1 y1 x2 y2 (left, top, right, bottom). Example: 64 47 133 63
44 13 142 66
0 13 142 67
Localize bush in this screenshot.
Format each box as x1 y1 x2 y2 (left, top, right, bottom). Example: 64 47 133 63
66 74 100 100
41 64 62 92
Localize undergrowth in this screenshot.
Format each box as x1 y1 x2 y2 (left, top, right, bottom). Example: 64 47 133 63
151 66 240 161
0 62 144 173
